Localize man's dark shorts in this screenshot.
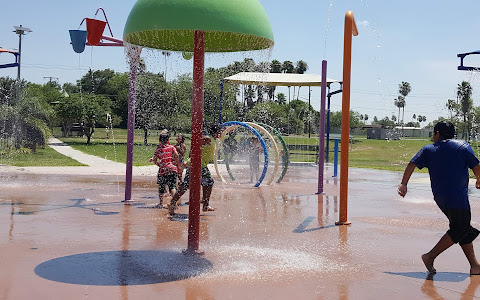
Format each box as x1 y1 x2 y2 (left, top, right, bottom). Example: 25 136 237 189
442 208 480 245
157 173 178 194
181 167 214 188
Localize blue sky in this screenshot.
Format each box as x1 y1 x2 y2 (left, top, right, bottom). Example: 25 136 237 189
1 0 480 126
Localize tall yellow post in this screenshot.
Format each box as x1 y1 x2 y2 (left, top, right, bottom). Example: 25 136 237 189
336 11 358 226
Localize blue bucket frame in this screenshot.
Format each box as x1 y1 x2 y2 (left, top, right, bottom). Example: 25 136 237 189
69 30 87 54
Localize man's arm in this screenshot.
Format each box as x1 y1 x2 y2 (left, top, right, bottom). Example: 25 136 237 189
398 161 417 197
472 164 480 189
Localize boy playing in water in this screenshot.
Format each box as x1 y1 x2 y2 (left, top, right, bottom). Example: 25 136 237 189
169 125 221 215
174 133 187 181
398 121 480 275
150 130 180 208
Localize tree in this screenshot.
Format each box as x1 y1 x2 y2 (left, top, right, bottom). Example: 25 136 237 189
457 81 472 140
378 116 396 128
78 69 115 95
0 76 27 106
62 82 80 95
446 99 459 121
58 93 111 144
246 101 287 130
55 94 83 137
80 94 112 144
327 110 363 129
135 73 169 145
162 51 171 81
417 115 427 127
398 82 411 125
295 60 308 99
282 61 295 73
268 60 282 100
270 59 282 73
394 96 405 125
24 82 63 107
276 93 286 105
105 72 129 128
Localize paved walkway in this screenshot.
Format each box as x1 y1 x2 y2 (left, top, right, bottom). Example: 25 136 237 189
3 137 158 176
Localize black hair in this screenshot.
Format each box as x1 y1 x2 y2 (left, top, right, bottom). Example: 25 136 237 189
159 131 171 143
433 121 455 139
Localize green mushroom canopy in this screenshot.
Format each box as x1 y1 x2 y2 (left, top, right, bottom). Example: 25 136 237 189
123 0 274 52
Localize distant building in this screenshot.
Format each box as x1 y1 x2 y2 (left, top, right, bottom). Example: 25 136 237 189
394 127 432 138
364 125 431 140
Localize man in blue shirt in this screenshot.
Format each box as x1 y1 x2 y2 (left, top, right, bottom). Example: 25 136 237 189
398 121 480 275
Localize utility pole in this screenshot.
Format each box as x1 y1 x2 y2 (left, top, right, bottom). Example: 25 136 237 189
43 76 59 83
13 25 32 104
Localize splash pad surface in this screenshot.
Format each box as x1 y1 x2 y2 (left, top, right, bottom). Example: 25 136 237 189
1 161 480 298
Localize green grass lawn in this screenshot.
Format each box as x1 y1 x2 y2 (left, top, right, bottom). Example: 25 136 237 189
53 129 435 170
348 139 430 171
0 146 86 167
54 128 186 166
0 128 454 172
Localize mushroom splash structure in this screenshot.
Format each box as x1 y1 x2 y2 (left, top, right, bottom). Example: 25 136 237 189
123 0 274 254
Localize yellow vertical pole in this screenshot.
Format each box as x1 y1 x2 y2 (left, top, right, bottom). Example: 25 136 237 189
336 11 358 226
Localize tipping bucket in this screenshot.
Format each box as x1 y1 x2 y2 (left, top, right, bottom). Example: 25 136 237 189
69 30 87 53
86 18 106 46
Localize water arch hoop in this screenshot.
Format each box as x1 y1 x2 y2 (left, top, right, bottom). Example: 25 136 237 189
244 122 279 185
255 122 289 183
214 121 269 187
219 122 280 185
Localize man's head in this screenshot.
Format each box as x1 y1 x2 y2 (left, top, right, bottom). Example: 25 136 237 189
159 130 171 144
433 121 455 141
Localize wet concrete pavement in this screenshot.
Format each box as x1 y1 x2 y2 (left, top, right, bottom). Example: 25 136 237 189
1 164 480 299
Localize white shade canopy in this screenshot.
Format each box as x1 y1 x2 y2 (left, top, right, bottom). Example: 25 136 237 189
223 72 339 87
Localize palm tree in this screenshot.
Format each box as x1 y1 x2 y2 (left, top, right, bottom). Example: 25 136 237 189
281 61 295 73
276 92 286 105
446 99 457 121
295 60 308 99
161 51 171 81
416 115 427 127
282 61 295 99
270 59 282 73
398 82 411 125
268 59 282 100
457 81 472 140
394 96 405 125
417 115 423 123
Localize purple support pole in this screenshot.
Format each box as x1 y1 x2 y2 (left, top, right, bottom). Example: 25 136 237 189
124 46 141 202
317 60 328 194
